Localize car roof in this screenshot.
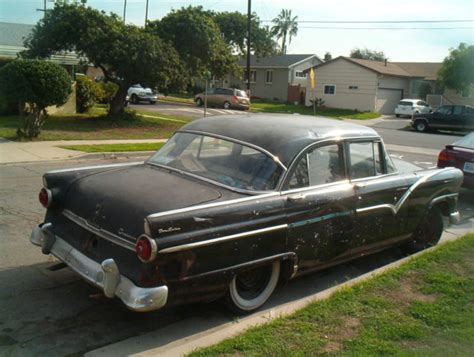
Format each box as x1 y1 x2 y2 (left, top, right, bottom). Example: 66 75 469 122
180 114 379 167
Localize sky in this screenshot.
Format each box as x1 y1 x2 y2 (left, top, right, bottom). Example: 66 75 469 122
1 0 473 62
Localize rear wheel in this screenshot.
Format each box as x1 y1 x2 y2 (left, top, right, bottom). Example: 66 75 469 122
415 120 428 132
396 114 400 118
404 206 443 253
223 101 231 110
196 98 203 107
226 260 280 313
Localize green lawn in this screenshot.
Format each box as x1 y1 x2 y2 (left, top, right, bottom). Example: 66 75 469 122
250 99 380 120
0 108 192 141
159 93 195 104
191 233 474 356
59 142 165 153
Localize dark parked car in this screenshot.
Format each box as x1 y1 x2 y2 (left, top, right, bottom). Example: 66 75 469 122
412 105 474 132
31 115 463 313
195 87 250 110
438 132 474 189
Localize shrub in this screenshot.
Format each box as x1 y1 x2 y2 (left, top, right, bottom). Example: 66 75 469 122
94 81 119 104
0 59 71 138
76 75 96 113
0 92 18 115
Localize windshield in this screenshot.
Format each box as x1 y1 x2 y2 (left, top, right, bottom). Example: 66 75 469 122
148 133 284 191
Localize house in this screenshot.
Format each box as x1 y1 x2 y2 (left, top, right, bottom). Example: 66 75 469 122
0 22 82 72
304 56 474 114
222 54 323 102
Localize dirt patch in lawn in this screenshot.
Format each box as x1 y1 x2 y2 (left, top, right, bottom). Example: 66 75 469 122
380 275 437 308
322 316 361 353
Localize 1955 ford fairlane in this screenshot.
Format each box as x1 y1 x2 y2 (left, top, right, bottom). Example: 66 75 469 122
31 114 463 313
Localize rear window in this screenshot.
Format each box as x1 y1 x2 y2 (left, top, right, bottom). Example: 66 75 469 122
453 133 474 149
235 89 248 98
399 101 413 106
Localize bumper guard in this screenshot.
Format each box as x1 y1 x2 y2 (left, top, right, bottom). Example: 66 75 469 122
30 223 168 312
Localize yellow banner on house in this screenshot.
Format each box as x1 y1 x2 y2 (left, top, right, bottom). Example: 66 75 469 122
309 68 315 89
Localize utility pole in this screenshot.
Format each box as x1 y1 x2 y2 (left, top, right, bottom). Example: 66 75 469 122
123 0 127 23
36 0 47 16
246 0 251 92
145 0 149 27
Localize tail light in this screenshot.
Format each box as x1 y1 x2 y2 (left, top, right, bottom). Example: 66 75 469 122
437 149 456 167
39 187 52 208
136 235 157 263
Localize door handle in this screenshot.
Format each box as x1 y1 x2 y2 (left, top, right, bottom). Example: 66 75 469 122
287 194 305 202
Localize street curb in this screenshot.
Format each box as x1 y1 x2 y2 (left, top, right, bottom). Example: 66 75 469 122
158 99 195 107
86 222 473 357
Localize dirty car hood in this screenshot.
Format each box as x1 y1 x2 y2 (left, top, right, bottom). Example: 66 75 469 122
63 164 224 240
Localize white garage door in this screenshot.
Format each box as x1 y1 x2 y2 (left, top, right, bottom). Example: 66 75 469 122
376 89 403 114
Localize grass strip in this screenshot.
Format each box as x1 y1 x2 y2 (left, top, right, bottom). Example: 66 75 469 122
250 99 380 120
59 142 165 153
191 233 474 356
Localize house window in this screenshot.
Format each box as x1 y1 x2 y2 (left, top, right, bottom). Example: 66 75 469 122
324 85 336 95
243 70 257 84
295 71 306 78
349 85 359 90
461 88 471 98
266 70 273 84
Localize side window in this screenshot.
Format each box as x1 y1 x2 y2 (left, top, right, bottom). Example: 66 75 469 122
349 142 383 179
453 106 463 115
287 144 344 189
438 106 452 115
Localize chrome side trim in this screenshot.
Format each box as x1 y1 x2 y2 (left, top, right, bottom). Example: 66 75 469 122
159 224 288 254
62 209 135 251
356 168 454 215
147 192 279 219
46 161 143 174
430 193 458 206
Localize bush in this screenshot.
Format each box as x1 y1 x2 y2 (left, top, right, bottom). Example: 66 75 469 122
76 75 96 113
94 81 119 104
0 59 71 138
0 92 18 115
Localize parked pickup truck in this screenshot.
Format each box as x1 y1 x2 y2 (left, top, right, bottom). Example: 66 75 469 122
412 105 474 132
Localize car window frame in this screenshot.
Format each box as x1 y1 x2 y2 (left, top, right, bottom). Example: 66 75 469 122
281 140 348 191
345 138 395 182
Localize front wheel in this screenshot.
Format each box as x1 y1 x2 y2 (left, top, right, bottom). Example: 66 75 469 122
196 98 203 107
131 94 140 105
226 260 280 313
404 206 443 253
415 120 428 132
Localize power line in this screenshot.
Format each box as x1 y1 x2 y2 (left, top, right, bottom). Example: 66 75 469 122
299 26 474 30
263 19 474 24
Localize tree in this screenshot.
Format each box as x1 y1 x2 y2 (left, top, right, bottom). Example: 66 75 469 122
0 59 71 138
350 48 387 61
212 11 277 57
148 6 239 80
438 43 474 94
23 3 183 116
418 82 432 100
271 9 298 54
324 52 332 61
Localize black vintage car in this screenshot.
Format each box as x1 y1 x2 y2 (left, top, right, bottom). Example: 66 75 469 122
31 115 463 313
412 105 474 132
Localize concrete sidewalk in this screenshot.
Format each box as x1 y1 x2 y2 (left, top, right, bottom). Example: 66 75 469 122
86 219 473 357
0 138 166 164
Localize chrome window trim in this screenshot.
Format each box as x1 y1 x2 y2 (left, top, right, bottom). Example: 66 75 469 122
147 191 280 219
159 224 288 254
46 161 144 175
278 135 381 191
62 209 135 251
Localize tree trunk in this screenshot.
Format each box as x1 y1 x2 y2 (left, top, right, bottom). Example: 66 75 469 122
108 84 128 117
281 33 287 54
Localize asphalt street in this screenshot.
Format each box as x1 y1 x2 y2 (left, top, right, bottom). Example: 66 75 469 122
0 118 472 356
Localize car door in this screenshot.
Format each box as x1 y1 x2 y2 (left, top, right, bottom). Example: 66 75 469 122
452 106 467 130
348 140 411 253
465 106 474 130
283 141 356 271
430 105 453 129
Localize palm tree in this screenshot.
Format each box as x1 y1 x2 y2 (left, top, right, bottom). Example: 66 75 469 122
271 9 298 54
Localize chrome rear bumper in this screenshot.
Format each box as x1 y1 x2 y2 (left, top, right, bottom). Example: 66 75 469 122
30 223 168 312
